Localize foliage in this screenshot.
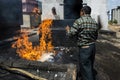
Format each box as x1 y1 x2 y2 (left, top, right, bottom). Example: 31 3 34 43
108 19 118 25
108 20 113 25
113 19 118 24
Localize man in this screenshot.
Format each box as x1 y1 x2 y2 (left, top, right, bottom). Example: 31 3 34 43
66 6 100 80
51 7 60 20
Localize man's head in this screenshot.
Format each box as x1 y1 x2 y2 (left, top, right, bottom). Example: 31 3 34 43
52 7 57 15
80 6 91 16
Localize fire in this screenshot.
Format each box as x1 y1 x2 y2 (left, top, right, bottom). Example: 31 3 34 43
12 19 54 61
32 7 40 14
39 19 54 52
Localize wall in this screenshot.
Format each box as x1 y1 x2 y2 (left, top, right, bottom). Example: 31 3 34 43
112 8 120 25
21 14 31 28
83 0 108 30
0 0 22 40
0 0 23 25
41 0 64 20
22 0 38 13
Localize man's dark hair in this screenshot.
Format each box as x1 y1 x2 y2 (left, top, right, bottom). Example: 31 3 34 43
52 7 57 15
81 6 91 14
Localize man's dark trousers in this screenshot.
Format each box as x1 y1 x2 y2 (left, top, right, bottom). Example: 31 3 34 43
78 43 96 80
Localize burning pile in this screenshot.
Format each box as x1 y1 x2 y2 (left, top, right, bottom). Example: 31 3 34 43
12 19 54 61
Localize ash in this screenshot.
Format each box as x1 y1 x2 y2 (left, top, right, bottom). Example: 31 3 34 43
0 46 78 80
0 68 67 80
53 46 79 64
36 46 79 64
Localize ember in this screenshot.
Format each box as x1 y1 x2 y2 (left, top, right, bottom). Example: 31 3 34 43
12 19 54 61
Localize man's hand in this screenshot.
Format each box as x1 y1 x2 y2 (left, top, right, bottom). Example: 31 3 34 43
66 25 70 32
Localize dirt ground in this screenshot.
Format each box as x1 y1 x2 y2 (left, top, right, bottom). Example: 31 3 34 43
95 34 120 80
108 25 120 32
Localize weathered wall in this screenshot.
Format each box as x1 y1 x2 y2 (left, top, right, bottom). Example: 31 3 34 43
0 0 23 25
64 0 83 19
112 8 120 25
85 0 108 30
41 0 64 20
0 0 22 40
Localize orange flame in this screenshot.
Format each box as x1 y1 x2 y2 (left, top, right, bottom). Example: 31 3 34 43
32 7 40 13
39 19 54 52
12 19 54 61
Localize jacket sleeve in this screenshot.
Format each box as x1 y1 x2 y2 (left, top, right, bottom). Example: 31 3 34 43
67 19 80 37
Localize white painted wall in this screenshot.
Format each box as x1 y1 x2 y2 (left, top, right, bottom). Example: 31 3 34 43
21 14 31 28
40 0 108 30
39 0 64 20
42 3 63 20
83 0 108 30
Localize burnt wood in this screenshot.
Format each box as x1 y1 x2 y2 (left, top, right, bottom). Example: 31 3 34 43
0 58 77 80
0 64 47 80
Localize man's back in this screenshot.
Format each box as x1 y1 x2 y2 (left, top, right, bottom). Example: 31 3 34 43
73 14 99 47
